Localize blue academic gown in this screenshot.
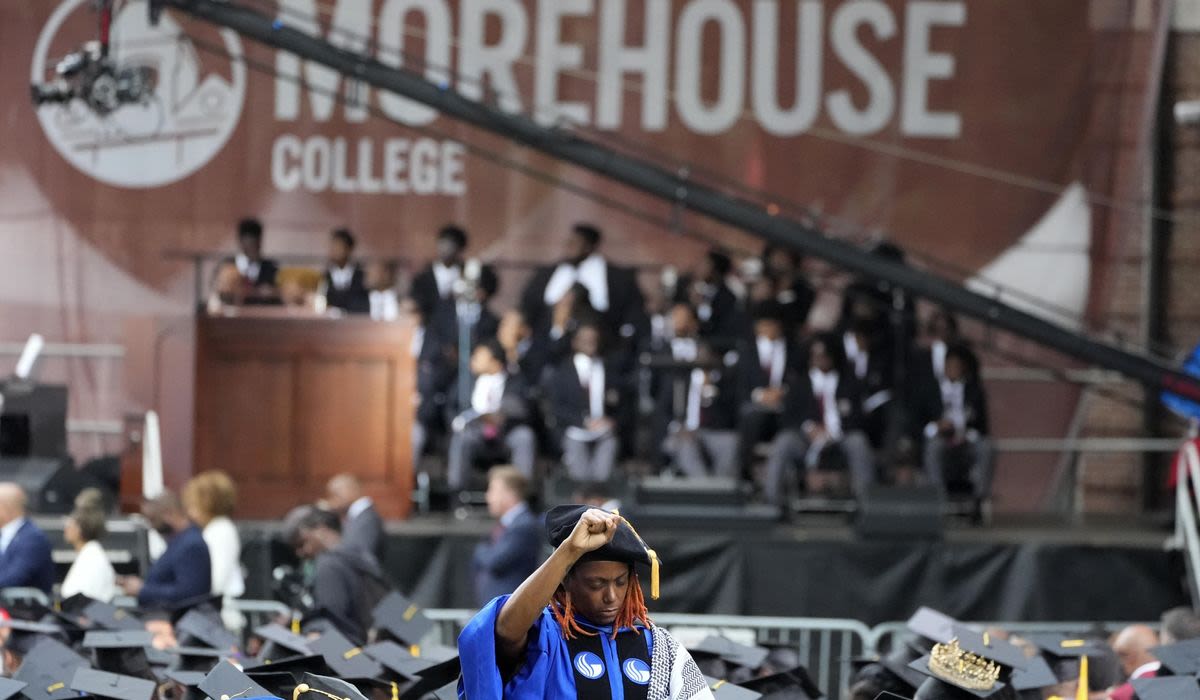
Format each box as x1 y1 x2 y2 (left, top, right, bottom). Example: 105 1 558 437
459 595 653 700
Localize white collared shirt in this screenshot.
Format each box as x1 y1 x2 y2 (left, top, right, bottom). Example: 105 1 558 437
573 353 606 419
756 337 786 388
500 501 528 529
433 262 460 298
940 378 966 435
0 517 25 554
685 369 706 431
543 254 610 312
671 337 699 362
809 369 842 438
329 264 355 290
348 497 374 521
234 254 261 283
1130 661 1161 680
471 372 507 414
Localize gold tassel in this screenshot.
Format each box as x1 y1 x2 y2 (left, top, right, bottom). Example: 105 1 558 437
1075 656 1088 700
391 682 399 700
648 549 660 600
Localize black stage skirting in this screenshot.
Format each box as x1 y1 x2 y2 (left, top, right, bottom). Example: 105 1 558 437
240 519 1186 625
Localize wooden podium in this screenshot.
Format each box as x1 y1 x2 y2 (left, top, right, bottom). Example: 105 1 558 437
194 313 416 519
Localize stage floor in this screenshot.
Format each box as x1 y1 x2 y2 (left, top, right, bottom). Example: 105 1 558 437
240 512 1184 624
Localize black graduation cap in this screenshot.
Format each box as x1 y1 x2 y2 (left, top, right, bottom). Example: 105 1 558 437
243 671 303 700
545 505 661 599
689 637 770 672
81 631 156 679
197 659 277 700
1132 675 1200 700
242 655 335 678
309 628 385 680
1009 656 1057 693
175 610 240 654
1150 637 1200 676
1026 633 1114 684
428 681 457 700
12 637 92 700
362 642 419 680
878 644 928 691
61 597 142 632
704 677 762 700
0 679 27 700
396 657 461 700
372 592 435 648
906 608 957 645
170 645 231 672
253 624 313 663
70 668 157 700
908 652 1008 699
1 619 67 657
167 595 223 626
737 666 823 700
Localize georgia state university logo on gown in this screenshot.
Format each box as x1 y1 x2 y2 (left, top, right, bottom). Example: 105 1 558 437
622 658 651 685
574 652 605 680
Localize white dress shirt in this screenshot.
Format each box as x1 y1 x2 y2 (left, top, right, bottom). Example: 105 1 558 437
329 264 355 290
809 369 843 439
203 516 246 631
543 254 610 312
432 262 460 298
471 372 507 414
573 354 606 419
939 378 967 437
931 340 947 382
234 254 261 283
0 517 26 555
756 337 786 388
61 540 116 602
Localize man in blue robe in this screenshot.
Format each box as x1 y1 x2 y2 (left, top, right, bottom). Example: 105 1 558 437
458 505 713 700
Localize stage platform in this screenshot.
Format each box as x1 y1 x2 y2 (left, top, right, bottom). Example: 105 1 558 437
238 513 1185 625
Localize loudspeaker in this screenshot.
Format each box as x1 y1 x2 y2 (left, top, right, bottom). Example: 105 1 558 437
854 484 944 539
0 382 68 459
0 456 68 506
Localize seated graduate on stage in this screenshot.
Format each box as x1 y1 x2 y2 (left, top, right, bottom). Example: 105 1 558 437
458 505 714 700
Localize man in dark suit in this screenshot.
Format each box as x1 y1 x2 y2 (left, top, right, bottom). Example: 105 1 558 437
540 321 627 482
325 474 384 563
0 482 55 593
118 492 212 608
680 248 748 346
652 303 740 478
761 243 816 337
471 466 541 606
761 333 875 502
445 340 537 492
409 224 467 324
734 301 803 476
519 223 647 368
910 342 994 508
322 228 370 313
229 218 280 298
284 506 391 645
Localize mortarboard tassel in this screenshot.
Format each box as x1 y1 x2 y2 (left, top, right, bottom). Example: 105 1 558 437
615 511 661 600
1075 655 1088 700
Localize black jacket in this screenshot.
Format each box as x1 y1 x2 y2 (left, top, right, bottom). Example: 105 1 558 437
519 261 648 350
310 542 391 645
324 265 370 313
784 371 868 435
539 355 627 441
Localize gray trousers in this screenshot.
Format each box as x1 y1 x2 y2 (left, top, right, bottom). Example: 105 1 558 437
664 430 739 478
762 429 875 503
412 423 428 471
447 423 536 490
923 434 995 498
562 434 619 482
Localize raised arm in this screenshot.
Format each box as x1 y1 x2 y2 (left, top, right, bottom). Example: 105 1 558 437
494 509 618 665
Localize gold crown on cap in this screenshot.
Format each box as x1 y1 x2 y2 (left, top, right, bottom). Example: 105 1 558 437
928 638 1001 691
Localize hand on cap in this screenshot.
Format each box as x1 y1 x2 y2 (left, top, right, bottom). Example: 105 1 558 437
563 508 619 556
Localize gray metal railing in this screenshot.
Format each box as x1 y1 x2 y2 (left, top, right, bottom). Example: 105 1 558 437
1171 440 1200 605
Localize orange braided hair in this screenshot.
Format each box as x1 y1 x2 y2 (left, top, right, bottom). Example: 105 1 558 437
551 571 654 640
